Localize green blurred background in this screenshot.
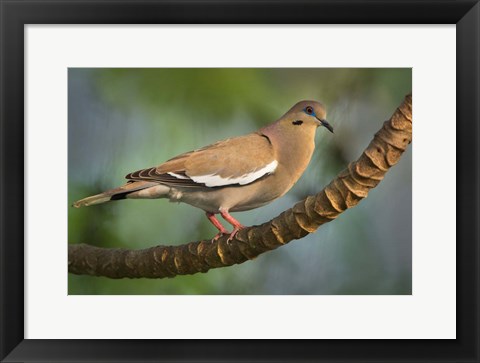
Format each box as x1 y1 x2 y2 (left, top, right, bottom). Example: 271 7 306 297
68 68 412 295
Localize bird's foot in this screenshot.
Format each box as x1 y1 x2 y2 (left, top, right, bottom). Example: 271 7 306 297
218 209 245 244
226 225 245 244
211 232 228 243
206 212 230 243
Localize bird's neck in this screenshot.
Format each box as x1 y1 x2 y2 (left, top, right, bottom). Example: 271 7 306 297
260 124 316 178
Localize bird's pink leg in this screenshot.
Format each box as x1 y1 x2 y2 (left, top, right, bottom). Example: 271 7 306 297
219 209 245 242
206 212 230 242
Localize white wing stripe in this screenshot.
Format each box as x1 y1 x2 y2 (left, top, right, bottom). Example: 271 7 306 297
167 172 189 180
191 160 278 187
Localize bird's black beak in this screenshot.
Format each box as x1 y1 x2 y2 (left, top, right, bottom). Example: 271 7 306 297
317 118 334 133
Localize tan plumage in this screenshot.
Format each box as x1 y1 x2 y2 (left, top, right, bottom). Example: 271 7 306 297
126 134 276 187
73 100 333 241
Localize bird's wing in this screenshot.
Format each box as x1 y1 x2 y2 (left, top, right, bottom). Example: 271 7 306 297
126 133 277 188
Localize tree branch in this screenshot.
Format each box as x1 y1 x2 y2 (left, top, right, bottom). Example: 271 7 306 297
69 94 412 279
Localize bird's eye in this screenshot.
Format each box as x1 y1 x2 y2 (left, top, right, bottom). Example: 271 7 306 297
305 106 313 114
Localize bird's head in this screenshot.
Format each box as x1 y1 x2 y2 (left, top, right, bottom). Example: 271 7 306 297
259 100 333 146
282 100 333 133
258 100 333 173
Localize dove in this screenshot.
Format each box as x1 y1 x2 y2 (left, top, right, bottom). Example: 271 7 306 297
73 100 333 241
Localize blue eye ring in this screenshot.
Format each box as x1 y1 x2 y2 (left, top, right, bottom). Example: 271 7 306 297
305 106 315 116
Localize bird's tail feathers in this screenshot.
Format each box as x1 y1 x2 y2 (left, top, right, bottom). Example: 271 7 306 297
72 181 159 208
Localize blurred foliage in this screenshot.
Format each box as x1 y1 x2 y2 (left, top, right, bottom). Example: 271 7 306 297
68 68 412 295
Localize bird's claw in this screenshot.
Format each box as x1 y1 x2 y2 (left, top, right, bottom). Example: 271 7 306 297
226 225 245 244
211 232 227 243
210 225 244 244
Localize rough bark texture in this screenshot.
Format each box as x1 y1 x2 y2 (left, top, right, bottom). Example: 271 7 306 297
69 94 412 279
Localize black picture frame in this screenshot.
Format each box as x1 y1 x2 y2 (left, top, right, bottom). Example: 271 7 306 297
1 1 478 362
